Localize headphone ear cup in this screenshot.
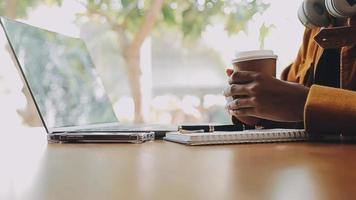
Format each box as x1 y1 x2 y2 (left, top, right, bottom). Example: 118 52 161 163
298 0 331 28
325 0 356 18
298 2 313 27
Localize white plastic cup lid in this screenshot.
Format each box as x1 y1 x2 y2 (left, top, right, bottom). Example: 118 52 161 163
232 50 278 63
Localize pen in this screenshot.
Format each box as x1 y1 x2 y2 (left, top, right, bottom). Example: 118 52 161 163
178 124 243 133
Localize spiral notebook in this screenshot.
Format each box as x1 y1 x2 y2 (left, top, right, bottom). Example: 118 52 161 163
164 129 308 145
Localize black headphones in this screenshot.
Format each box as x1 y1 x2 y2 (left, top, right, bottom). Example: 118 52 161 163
298 0 356 28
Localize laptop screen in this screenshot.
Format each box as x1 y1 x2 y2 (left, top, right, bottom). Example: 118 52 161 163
1 17 118 129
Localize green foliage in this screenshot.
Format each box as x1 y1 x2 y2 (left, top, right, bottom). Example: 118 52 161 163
161 0 270 39
17 0 38 17
259 22 275 49
0 0 62 18
0 1 3 15
162 3 176 26
78 0 270 42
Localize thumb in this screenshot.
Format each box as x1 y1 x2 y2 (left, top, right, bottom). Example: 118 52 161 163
226 68 234 77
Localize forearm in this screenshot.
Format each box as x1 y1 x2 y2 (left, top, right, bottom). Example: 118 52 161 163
304 85 356 135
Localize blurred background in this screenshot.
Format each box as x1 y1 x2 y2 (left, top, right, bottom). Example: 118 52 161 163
0 0 304 128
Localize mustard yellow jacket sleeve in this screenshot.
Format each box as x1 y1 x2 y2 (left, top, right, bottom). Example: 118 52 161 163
304 85 356 135
282 26 356 135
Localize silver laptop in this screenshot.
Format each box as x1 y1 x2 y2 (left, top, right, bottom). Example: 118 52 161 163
0 17 176 143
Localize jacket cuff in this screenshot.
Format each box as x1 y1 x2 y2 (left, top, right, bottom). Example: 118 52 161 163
304 85 356 135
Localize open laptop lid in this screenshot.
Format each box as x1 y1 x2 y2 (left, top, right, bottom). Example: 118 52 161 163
0 17 119 133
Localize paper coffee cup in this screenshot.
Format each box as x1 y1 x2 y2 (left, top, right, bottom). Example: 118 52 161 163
229 50 277 126
232 50 277 76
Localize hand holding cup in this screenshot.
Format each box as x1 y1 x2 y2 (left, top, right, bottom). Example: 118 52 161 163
225 50 277 126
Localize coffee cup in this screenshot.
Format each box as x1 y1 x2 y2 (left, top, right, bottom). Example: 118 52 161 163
230 50 278 126
232 50 277 76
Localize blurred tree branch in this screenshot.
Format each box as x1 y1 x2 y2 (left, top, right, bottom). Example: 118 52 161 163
4 0 18 18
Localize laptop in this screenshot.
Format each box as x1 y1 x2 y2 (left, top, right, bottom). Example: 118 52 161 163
0 17 176 143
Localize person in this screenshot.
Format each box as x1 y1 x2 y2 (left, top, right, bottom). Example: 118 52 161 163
223 10 356 136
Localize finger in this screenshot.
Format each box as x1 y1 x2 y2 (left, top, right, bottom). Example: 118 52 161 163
225 97 256 110
223 84 251 97
225 68 234 77
229 71 257 85
225 96 233 103
229 108 256 117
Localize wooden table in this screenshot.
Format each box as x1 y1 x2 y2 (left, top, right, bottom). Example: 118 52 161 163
1 128 356 200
